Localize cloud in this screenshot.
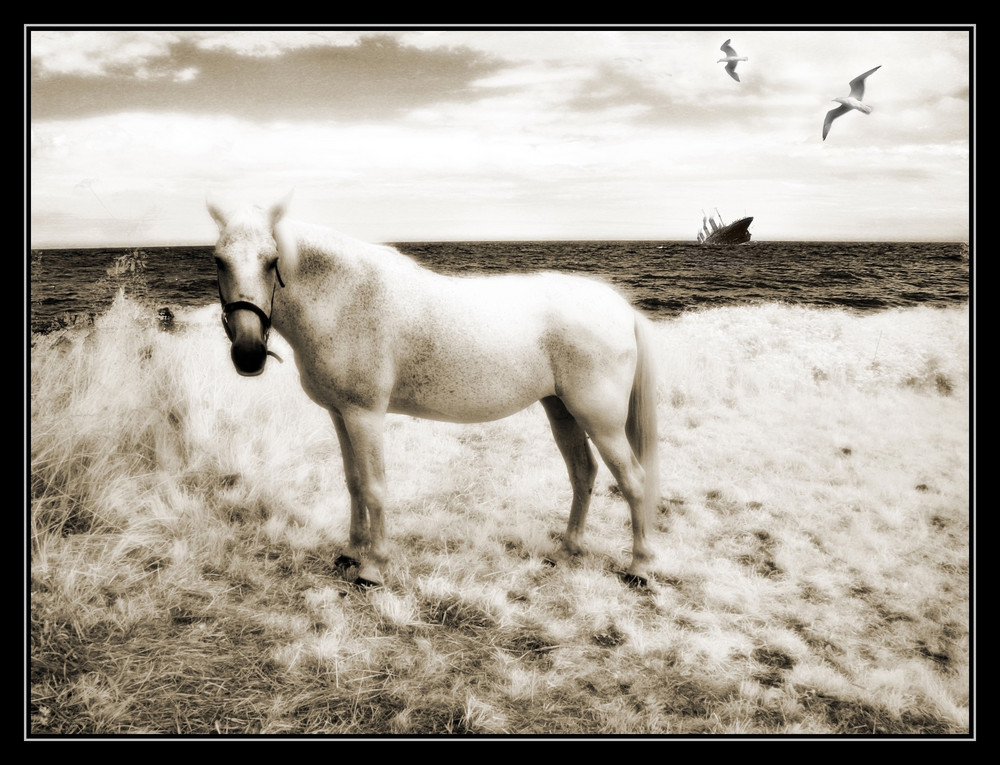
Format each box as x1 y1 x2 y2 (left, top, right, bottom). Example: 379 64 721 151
30 32 508 122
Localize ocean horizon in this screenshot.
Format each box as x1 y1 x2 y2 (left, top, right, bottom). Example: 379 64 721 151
29 239 970 336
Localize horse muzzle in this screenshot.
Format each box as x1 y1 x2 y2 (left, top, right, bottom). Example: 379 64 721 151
231 339 269 376
221 301 281 376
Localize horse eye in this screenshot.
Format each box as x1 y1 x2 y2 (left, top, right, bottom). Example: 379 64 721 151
214 257 226 271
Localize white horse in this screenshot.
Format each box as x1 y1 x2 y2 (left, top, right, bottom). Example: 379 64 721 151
208 196 660 587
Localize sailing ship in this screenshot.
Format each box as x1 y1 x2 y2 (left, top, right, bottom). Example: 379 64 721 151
697 208 753 245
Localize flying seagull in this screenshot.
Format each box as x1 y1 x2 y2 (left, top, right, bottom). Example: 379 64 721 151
822 65 881 141
718 39 748 82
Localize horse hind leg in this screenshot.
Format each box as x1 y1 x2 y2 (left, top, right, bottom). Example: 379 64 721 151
584 425 654 586
541 396 598 560
577 316 659 586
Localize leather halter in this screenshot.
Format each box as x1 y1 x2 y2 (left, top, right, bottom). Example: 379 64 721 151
219 264 285 360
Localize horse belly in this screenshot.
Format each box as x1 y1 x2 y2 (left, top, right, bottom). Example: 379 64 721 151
390 335 553 423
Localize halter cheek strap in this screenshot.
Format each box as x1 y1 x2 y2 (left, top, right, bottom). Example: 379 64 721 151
218 264 285 361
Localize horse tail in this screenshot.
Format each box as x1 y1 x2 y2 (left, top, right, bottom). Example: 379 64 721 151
626 314 660 526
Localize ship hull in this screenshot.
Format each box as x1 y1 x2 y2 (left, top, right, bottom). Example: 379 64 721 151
701 216 753 245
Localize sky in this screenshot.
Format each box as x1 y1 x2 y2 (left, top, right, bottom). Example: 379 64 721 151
27 26 973 247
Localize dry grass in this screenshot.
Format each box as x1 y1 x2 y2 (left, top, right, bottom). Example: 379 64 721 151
28 294 971 737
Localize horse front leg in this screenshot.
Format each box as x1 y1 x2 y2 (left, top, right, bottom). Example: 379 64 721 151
335 407 389 587
330 411 370 573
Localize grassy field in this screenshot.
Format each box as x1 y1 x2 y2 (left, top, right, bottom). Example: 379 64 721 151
28 294 971 737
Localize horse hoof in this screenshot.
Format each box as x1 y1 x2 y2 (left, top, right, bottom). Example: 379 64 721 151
355 562 384 588
618 571 650 589
334 554 360 569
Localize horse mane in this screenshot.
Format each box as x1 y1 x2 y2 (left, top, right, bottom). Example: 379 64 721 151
280 217 426 278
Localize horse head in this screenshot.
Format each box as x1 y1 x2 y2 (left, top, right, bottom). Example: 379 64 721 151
207 193 292 376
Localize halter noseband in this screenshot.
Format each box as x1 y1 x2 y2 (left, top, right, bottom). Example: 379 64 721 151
219 264 285 361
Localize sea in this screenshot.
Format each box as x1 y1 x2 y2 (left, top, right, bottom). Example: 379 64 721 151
28 240 970 336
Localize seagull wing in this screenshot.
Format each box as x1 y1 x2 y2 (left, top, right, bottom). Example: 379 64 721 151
823 104 851 140
720 39 738 56
725 63 740 82
847 65 881 100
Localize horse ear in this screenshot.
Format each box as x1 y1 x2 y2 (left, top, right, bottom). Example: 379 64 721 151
206 195 228 231
269 190 294 228
271 191 296 263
